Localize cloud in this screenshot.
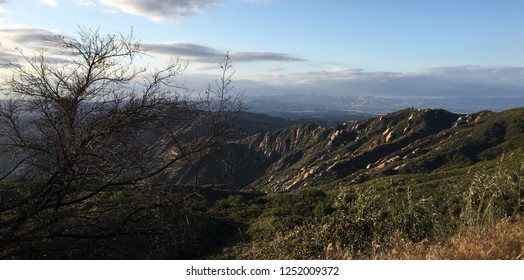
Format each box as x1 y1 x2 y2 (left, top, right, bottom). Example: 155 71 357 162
102 9 119 14
0 27 70 68
0 26 304 70
145 43 221 62
74 0 97 7
144 42 305 63
231 52 305 62
39 0 58 7
240 66 524 99
99 0 218 22
0 27 66 49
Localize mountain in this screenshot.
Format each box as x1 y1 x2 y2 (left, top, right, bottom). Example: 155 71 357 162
171 107 524 192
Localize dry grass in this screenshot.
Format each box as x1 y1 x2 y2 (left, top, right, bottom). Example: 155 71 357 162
427 216 524 259
226 214 523 260
374 215 524 260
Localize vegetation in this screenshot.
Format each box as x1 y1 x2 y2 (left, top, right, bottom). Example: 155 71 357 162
209 154 523 259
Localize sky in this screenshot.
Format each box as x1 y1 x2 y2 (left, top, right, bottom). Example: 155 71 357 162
1 0 524 100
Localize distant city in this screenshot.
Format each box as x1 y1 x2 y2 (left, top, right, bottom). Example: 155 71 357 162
245 94 524 121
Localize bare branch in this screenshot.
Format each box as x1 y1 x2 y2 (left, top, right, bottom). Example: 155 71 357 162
0 29 243 258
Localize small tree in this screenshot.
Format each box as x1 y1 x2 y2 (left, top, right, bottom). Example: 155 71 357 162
0 28 242 258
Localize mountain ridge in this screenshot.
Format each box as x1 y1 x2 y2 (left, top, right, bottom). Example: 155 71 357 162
171 106 524 193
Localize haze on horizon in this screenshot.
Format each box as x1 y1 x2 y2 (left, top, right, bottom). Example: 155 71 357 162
1 0 523 107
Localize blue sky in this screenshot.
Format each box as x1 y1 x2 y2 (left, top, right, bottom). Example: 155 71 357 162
1 0 524 99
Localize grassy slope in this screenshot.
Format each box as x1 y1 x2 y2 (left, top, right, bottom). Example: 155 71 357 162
206 138 523 260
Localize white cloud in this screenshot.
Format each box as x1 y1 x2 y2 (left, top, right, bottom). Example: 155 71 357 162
102 9 118 14
39 0 58 7
99 0 218 22
74 0 97 7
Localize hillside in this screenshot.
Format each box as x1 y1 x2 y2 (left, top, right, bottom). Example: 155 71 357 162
172 107 524 193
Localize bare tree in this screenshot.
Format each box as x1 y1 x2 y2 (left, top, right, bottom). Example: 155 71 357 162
0 28 242 258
